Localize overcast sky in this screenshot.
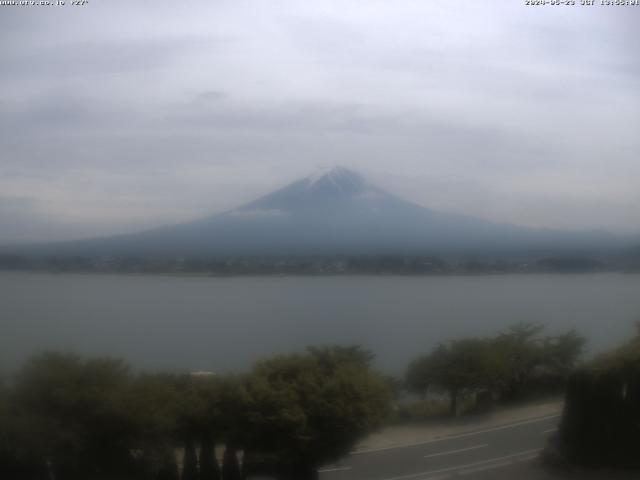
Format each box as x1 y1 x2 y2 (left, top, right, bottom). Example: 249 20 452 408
0 0 638 244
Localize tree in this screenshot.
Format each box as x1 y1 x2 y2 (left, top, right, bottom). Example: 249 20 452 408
242 346 391 479
181 436 198 480
173 375 212 480
542 329 586 377
198 432 220 480
12 352 135 480
405 345 446 398
154 448 180 480
493 323 586 400
221 445 242 480
405 355 433 398
0 376 11 466
0 375 40 479
406 339 504 416
493 323 546 400
125 373 183 480
553 328 640 467
405 323 585 414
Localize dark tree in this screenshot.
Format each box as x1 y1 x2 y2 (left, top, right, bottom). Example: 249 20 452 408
12 353 136 480
494 323 546 400
408 323 587 410
406 340 503 416
156 449 180 480
125 374 183 479
405 355 433 398
494 323 586 400
0 376 49 480
199 432 220 480
182 435 198 480
542 329 586 377
221 445 242 480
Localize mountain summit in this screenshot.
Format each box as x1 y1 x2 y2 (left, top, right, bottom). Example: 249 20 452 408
235 166 371 214
306 166 367 193
9 167 631 258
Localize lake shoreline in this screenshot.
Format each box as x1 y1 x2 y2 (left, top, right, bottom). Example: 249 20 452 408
1 268 638 279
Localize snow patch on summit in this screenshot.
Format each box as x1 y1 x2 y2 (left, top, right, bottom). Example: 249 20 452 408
306 166 365 192
229 208 289 218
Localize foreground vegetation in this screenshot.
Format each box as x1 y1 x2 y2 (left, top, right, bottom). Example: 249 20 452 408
550 325 640 468
405 323 585 416
0 346 390 480
6 321 640 478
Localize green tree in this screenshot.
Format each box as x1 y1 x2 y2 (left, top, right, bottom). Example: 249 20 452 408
408 323 586 410
125 373 183 480
0 376 40 478
555 326 640 467
221 445 241 480
12 352 135 480
406 339 504 416
242 346 391 479
542 329 586 377
198 432 220 480
181 436 198 480
0 376 10 466
493 323 546 400
405 352 438 399
494 323 586 400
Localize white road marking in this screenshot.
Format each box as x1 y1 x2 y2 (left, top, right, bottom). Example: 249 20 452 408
352 414 560 455
458 460 513 475
423 444 488 459
317 466 352 473
459 451 540 475
379 448 542 480
543 428 557 433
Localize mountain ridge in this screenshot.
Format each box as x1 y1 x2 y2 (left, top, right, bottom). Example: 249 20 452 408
2 166 635 258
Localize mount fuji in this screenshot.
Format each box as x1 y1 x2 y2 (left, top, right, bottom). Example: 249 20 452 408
7 167 631 258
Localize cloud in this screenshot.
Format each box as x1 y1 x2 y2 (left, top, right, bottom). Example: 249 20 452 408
195 91 228 102
0 196 37 212
0 196 79 244
1 37 207 79
0 0 638 242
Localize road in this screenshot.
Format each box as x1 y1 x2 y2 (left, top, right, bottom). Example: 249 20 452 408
318 414 635 480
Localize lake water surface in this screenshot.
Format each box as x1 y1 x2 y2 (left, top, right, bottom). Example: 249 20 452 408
1 272 639 375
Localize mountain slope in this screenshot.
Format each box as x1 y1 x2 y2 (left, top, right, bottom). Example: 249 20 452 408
6 167 634 258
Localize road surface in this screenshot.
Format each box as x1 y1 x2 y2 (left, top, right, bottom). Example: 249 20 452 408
318 414 636 480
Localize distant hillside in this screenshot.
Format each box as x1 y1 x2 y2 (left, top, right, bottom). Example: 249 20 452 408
2 167 636 259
